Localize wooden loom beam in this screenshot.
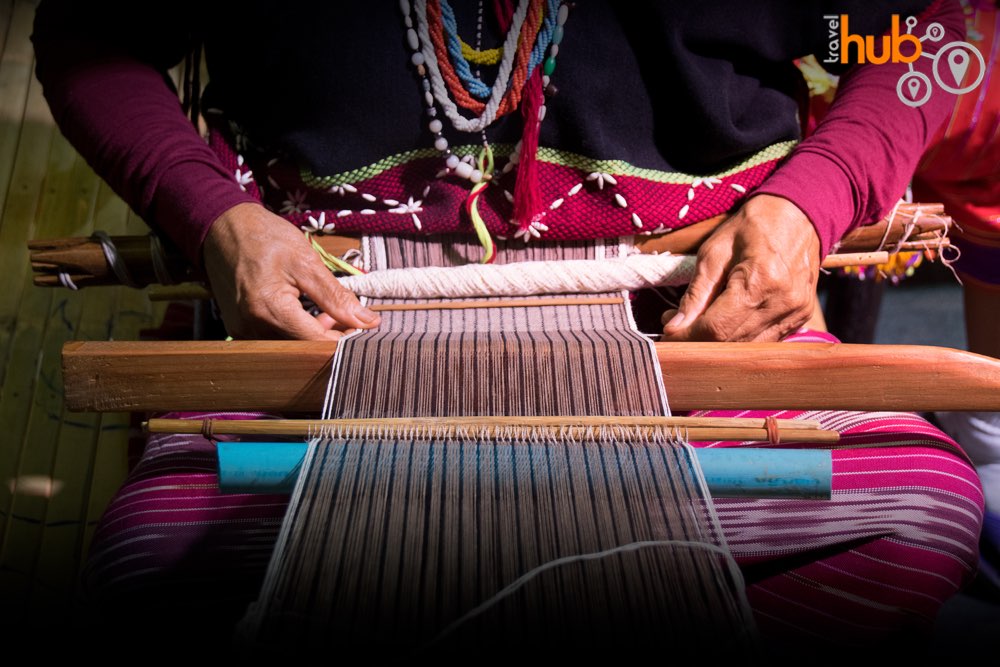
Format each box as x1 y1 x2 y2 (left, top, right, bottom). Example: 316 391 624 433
62 340 1000 413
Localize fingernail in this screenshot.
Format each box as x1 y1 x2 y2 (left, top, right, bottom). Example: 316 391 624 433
665 312 686 329
353 304 379 323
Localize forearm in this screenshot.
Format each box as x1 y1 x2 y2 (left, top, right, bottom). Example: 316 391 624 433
31 1 256 264
756 0 965 256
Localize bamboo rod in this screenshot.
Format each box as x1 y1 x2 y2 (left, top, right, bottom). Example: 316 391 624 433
146 415 823 433
61 340 1000 413
144 417 838 444
894 239 951 252
821 251 888 268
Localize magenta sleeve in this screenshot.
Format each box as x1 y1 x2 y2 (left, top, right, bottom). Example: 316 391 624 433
755 0 966 256
31 8 258 265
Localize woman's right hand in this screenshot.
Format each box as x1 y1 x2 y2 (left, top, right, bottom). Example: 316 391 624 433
202 202 380 340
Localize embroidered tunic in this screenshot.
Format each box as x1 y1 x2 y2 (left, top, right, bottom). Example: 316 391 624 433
33 0 963 260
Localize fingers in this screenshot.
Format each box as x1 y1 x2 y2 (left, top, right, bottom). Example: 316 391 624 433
662 266 813 342
275 294 346 341
314 311 358 335
662 242 731 335
297 266 381 331
203 204 380 340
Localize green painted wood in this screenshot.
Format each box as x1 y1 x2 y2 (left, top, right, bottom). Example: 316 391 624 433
0 1 42 236
0 135 95 604
0 1 16 58
31 156 108 614
0 74 55 392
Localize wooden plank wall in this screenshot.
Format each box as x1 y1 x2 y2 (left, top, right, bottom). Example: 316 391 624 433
0 0 166 627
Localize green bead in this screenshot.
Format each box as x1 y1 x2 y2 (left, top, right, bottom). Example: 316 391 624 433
543 56 557 76
552 25 564 45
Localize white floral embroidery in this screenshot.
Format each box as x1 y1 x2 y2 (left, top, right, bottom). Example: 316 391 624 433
387 197 424 215
513 220 549 243
327 183 358 196
586 171 618 190
300 211 335 234
280 189 309 214
234 155 254 192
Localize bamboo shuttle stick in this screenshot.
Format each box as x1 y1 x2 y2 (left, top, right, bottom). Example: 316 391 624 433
144 417 837 444
147 415 823 433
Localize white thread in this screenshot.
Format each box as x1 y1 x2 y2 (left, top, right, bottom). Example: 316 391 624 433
424 539 735 648
877 199 904 252
58 272 79 290
939 242 964 285
93 230 137 288
149 234 176 285
337 254 698 299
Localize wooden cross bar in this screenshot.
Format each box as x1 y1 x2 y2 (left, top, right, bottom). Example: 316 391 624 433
62 341 1000 413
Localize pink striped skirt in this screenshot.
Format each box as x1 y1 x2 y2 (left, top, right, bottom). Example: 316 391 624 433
82 331 983 655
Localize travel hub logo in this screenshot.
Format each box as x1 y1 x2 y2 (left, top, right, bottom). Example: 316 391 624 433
823 14 984 107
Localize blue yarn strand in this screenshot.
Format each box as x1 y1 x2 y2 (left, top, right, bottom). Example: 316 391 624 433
527 0 561 76
439 0 562 100
440 0 492 100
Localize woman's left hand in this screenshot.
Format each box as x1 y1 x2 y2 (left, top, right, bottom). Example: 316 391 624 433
660 194 821 342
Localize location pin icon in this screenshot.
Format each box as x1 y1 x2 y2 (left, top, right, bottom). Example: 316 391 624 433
948 49 970 86
907 77 921 99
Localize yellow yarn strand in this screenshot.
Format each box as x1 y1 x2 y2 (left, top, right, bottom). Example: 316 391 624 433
467 144 496 264
307 233 365 276
460 38 503 65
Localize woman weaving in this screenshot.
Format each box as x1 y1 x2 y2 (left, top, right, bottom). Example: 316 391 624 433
32 0 984 659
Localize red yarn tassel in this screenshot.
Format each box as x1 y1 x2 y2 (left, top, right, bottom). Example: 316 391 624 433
513 70 545 231
494 0 515 30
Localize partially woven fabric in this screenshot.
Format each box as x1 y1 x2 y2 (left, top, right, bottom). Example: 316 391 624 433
240 236 755 658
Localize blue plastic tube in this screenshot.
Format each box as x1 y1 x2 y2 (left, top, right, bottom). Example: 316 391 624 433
217 442 832 499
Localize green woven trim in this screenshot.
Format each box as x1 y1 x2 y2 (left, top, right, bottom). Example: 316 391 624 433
534 141 796 183
300 140 796 188
301 145 495 188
